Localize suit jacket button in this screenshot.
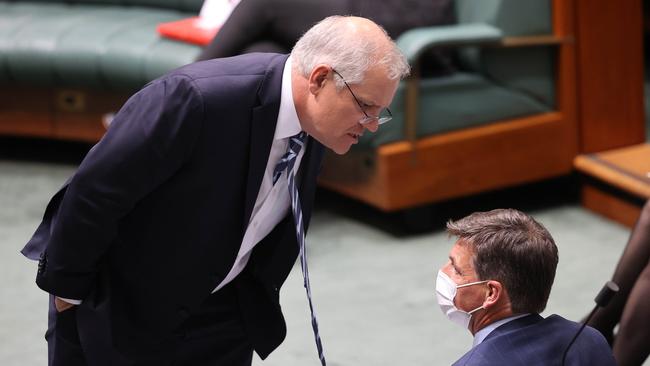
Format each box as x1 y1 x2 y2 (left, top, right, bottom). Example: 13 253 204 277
38 256 47 274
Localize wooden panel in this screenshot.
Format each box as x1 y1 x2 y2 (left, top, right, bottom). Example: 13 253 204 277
575 143 649 227
53 89 129 142
0 87 129 142
575 0 645 153
320 112 575 211
574 143 650 199
553 0 578 147
499 35 567 47
582 184 642 228
0 87 53 138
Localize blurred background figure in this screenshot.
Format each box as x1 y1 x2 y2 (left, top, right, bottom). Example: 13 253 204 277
587 200 650 366
197 0 455 75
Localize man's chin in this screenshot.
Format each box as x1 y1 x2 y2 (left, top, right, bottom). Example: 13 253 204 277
330 144 351 155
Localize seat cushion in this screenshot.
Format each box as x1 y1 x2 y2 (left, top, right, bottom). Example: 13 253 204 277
0 2 202 91
357 72 551 148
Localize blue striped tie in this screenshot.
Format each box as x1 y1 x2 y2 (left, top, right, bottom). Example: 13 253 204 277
273 131 326 366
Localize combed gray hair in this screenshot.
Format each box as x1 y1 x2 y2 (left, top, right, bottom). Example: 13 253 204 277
291 15 410 89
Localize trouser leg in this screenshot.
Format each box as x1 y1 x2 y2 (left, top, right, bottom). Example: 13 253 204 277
46 294 87 366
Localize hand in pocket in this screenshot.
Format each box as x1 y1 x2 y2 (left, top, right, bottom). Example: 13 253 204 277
54 297 76 313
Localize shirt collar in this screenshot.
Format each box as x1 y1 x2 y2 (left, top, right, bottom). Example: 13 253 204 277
472 313 530 347
275 56 303 141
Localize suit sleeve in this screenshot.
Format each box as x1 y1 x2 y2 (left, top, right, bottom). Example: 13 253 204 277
36 74 205 300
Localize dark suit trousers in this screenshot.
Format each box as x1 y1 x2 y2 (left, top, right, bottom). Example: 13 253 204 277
46 284 254 366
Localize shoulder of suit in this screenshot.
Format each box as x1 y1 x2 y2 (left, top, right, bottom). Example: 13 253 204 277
167 53 288 84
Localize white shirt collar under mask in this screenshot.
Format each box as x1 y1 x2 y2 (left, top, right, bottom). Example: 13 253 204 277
435 270 489 330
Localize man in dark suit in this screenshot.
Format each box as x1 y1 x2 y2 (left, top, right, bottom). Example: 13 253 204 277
436 209 616 366
22 16 409 366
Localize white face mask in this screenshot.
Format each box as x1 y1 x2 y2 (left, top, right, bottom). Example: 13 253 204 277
436 270 488 330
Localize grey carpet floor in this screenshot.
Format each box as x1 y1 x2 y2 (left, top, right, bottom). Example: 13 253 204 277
1 155 643 366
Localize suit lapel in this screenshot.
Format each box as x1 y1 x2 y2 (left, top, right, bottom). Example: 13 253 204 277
453 314 544 366
243 104 278 227
242 54 289 227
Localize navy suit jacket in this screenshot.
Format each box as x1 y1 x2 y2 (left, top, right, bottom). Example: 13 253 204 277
22 53 324 363
453 314 616 366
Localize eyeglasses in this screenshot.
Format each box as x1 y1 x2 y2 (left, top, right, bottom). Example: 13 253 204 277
332 69 393 125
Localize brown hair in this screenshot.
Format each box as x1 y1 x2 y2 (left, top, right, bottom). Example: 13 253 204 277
446 209 558 314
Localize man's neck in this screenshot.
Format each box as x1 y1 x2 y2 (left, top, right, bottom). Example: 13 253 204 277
470 302 514 335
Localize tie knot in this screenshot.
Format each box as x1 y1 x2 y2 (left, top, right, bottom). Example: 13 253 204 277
289 131 306 152
272 131 307 185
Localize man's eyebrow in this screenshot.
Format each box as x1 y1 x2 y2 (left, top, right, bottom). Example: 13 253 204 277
449 255 462 273
357 96 375 107
352 89 377 107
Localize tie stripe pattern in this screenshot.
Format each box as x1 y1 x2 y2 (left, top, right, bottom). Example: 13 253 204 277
272 132 306 185
273 131 326 366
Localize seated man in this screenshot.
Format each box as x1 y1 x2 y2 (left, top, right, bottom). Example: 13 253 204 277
436 208 615 366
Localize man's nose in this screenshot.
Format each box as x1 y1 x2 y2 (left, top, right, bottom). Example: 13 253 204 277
363 119 379 133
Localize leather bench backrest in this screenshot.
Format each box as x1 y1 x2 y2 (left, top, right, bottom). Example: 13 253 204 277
455 0 555 108
6 0 204 12
456 0 551 36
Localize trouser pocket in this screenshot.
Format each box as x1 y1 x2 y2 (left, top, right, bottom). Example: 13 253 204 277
51 307 87 366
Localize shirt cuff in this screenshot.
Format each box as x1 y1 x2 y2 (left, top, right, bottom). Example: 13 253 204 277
57 297 83 305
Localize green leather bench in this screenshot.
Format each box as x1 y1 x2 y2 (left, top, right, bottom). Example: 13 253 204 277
0 0 202 90
359 0 555 147
0 0 202 140
319 0 578 213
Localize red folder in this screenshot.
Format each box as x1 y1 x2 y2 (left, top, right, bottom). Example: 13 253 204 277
157 17 219 46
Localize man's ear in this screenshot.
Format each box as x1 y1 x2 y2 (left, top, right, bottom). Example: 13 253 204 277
308 65 331 95
482 280 504 309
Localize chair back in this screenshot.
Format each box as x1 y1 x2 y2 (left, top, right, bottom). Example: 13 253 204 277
455 0 555 107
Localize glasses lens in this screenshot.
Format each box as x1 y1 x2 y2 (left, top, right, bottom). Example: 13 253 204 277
377 116 392 125
359 110 392 125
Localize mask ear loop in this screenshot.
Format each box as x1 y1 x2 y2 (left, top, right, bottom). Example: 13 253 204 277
456 279 489 288
467 305 484 315
457 280 490 315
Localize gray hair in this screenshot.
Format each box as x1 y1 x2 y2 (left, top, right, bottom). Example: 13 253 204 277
446 209 559 314
291 15 410 89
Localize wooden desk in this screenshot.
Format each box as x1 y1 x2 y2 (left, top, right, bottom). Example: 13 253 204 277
574 143 650 227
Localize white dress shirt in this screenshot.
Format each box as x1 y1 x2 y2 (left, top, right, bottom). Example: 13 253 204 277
214 56 304 292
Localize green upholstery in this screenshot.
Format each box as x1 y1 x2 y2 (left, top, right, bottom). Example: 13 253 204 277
0 1 202 91
356 0 556 148
456 0 551 35
397 23 502 65
359 72 549 148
